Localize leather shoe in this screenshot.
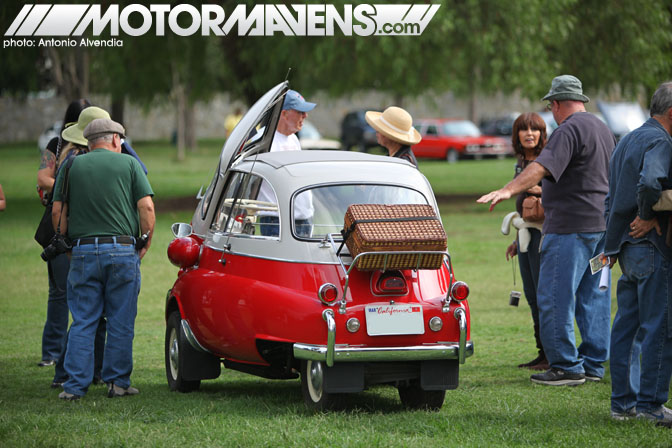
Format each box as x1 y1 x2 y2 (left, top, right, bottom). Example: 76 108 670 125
58 391 81 401
38 360 55 367
107 383 139 398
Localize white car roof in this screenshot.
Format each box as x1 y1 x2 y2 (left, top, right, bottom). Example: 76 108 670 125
191 150 440 264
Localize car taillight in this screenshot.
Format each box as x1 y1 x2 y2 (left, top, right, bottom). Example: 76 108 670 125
451 281 469 301
318 283 339 305
372 271 408 295
167 237 201 268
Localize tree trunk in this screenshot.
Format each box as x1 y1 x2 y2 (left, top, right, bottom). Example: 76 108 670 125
185 100 197 152
111 98 125 128
173 72 186 162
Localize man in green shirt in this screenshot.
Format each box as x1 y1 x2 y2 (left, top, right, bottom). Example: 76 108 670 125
52 118 155 400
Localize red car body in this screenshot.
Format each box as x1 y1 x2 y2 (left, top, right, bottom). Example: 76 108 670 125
413 118 513 162
164 83 473 411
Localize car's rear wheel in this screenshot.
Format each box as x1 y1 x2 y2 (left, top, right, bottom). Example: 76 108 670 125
398 382 446 411
165 311 201 392
446 148 459 164
300 360 341 411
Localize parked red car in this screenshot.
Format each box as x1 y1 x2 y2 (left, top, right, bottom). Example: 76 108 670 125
164 82 473 411
413 118 512 163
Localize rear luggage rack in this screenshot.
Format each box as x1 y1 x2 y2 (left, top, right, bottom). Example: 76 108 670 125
322 233 454 314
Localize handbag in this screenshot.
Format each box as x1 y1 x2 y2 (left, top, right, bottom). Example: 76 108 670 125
34 157 75 248
34 202 55 248
522 195 544 222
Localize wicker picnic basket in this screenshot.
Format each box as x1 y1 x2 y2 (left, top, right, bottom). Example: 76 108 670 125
342 204 447 271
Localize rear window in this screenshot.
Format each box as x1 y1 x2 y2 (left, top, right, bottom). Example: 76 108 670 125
292 184 429 239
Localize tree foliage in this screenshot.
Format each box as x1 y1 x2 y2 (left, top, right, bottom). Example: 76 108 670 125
2 0 671 144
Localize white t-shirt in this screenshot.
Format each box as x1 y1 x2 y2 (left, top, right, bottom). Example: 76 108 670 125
258 131 314 220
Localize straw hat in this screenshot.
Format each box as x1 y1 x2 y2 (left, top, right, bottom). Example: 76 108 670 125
365 106 421 146
62 106 110 146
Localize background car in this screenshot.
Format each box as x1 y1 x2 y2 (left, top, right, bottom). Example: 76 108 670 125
478 113 518 137
297 120 341 150
37 120 62 150
413 118 513 163
597 101 647 140
165 83 473 411
340 109 379 152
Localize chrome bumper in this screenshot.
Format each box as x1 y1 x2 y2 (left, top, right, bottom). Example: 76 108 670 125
295 307 473 367
294 341 474 363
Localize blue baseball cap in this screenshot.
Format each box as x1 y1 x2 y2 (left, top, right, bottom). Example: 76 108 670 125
282 90 316 112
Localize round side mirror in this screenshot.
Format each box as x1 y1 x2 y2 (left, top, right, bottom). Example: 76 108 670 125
171 223 193 238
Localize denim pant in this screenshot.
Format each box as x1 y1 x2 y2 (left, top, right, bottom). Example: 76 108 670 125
53 317 106 384
518 228 543 355
41 253 69 362
537 232 611 376
63 242 140 396
611 242 672 413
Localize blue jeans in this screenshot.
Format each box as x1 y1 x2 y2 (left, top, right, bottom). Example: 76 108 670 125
63 242 140 396
42 253 69 362
53 318 106 384
537 232 611 376
611 242 672 413
518 229 543 355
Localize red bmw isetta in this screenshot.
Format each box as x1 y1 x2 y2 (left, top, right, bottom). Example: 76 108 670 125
165 82 473 410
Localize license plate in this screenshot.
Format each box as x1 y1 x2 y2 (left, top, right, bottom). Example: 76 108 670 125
365 304 424 336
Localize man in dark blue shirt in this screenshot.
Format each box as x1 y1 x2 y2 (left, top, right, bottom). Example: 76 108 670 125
605 81 672 424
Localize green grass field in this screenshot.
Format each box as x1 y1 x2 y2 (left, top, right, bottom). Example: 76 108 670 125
0 142 669 447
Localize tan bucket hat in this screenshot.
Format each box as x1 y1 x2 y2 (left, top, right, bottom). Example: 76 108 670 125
365 106 421 146
62 106 110 146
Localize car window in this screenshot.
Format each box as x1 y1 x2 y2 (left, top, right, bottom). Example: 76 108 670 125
442 121 481 137
211 172 279 237
293 184 429 239
425 125 438 136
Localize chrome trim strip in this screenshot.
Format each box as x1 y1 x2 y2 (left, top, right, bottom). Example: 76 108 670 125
293 341 474 363
180 319 213 354
202 241 342 265
455 307 467 364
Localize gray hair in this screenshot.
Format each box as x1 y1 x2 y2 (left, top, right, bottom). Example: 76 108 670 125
87 133 115 149
650 81 672 117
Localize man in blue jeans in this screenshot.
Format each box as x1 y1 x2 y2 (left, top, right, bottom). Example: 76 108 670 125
52 118 155 400
478 75 616 385
604 81 672 425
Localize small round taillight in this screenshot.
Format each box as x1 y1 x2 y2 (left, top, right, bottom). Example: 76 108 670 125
318 283 339 305
451 281 469 301
346 318 360 333
428 316 443 332
167 237 201 268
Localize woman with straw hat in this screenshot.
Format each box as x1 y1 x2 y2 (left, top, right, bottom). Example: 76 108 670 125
365 106 421 167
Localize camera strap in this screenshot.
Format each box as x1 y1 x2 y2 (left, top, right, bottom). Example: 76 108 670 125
511 254 517 286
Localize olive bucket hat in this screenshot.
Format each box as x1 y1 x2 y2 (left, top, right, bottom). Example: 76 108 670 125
61 106 110 146
542 75 590 103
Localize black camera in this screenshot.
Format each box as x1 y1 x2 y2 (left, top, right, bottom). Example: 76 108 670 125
509 290 521 307
41 233 72 261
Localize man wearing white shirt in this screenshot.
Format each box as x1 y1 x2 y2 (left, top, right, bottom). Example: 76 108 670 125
258 90 316 237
